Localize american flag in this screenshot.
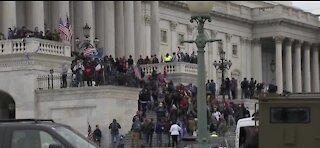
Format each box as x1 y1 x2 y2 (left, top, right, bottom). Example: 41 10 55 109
58 15 72 42
83 48 97 57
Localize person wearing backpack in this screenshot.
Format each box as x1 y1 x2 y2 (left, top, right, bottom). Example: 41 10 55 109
131 116 142 148
108 119 121 148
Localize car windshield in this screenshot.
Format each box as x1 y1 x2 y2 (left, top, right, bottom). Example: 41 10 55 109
54 126 97 148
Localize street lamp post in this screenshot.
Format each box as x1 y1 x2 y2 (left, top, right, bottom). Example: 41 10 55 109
75 23 100 50
181 1 221 147
213 50 232 101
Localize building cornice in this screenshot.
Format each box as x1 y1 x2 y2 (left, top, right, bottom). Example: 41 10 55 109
160 1 254 25
254 18 320 30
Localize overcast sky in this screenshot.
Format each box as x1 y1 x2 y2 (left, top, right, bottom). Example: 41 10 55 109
291 1 320 14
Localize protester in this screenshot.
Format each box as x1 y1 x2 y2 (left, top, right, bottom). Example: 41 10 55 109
108 119 121 148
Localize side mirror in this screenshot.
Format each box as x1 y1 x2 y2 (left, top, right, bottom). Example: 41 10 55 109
49 144 63 148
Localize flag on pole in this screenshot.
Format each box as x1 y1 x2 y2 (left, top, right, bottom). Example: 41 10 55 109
66 15 73 40
58 16 72 42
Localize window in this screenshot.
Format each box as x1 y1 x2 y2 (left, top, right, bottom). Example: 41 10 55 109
161 30 167 43
270 107 310 123
232 44 238 56
178 33 185 46
10 130 64 148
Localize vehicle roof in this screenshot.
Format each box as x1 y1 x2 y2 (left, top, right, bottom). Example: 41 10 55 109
0 120 69 129
236 117 258 127
261 92 320 100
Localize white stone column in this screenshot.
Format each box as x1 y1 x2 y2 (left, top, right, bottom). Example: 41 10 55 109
293 40 302 92
58 1 70 20
144 14 151 57
105 1 115 57
82 1 95 44
246 39 252 79
26 1 45 32
303 42 311 92
134 1 142 60
95 1 105 50
115 1 125 58
240 37 247 79
170 21 178 53
226 33 232 60
124 1 135 59
51 1 70 30
1 1 17 36
274 36 284 94
187 24 194 54
311 44 320 92
151 1 160 55
252 38 263 83
284 38 293 92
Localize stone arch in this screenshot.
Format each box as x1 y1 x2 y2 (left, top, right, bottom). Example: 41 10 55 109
0 90 15 119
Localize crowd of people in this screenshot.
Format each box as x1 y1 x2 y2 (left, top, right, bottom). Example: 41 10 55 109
137 51 198 65
0 26 61 41
126 71 253 147
65 50 200 89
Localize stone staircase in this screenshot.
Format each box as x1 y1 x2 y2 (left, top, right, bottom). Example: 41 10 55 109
121 110 171 148
120 110 237 148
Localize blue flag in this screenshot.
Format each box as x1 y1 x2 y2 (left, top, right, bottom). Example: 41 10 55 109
93 48 104 59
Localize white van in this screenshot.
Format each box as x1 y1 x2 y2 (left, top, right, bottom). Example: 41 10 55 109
235 117 259 148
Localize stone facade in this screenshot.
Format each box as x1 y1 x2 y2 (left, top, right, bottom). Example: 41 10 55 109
0 1 319 147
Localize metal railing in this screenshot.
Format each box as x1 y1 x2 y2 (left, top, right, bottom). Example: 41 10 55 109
36 72 142 90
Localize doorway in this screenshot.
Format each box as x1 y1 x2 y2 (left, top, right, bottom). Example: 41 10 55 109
0 90 15 119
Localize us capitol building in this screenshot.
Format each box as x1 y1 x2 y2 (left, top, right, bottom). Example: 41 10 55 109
0 1 319 147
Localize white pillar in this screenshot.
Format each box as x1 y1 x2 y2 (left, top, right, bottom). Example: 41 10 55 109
151 1 160 55
170 21 178 53
226 33 232 60
311 44 320 92
293 40 302 92
95 1 105 50
252 38 263 83
246 39 252 79
240 37 247 79
284 38 293 92
274 36 284 94
115 1 125 58
124 1 135 59
144 14 151 57
58 1 70 20
26 1 45 32
105 1 115 57
187 24 194 54
1 1 17 36
303 42 311 92
82 1 95 44
134 1 142 60
51 1 70 32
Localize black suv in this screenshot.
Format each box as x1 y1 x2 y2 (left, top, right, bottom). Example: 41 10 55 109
0 119 98 148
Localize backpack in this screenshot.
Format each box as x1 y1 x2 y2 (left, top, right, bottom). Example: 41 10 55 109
111 122 119 135
132 122 141 132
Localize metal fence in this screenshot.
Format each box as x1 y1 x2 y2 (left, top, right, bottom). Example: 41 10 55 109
36 73 141 90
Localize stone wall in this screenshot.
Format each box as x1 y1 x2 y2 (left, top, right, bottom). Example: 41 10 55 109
36 85 141 147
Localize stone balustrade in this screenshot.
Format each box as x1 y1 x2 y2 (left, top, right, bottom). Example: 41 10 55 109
252 5 319 26
173 1 319 27
140 62 197 75
0 38 71 57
